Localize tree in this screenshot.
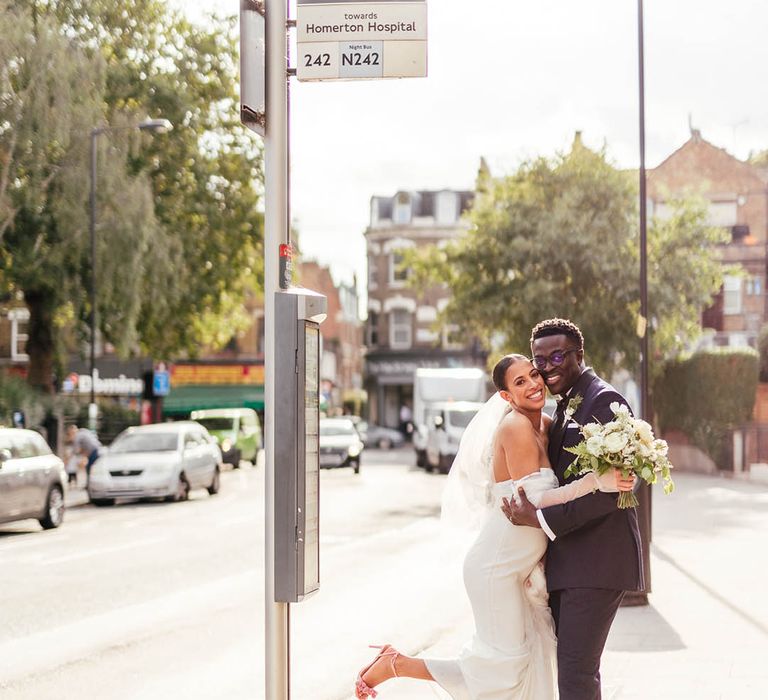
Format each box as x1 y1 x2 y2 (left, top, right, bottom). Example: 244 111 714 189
406 140 728 376
1 1 263 391
0 1 153 391
48 0 264 356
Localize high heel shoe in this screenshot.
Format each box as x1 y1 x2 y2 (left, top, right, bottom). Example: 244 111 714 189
354 644 400 699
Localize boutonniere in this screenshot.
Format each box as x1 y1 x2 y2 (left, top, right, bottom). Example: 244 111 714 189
563 393 583 421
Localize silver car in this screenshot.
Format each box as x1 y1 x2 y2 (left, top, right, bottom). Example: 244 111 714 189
87 422 222 506
0 428 67 529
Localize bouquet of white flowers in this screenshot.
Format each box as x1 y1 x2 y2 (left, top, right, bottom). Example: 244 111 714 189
564 402 675 509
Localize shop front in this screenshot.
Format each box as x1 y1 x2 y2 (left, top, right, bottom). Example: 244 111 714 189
163 361 265 422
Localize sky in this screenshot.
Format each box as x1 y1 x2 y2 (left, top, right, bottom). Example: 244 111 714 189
180 0 768 291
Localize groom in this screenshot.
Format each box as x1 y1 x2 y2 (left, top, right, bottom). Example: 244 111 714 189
503 318 643 700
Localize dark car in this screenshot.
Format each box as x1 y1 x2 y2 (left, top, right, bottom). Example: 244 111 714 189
355 421 405 449
319 418 364 473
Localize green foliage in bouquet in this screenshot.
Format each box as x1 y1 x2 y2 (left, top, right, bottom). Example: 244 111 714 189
654 348 758 467
565 403 675 508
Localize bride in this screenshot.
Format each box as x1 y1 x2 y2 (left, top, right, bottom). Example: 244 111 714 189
354 354 634 699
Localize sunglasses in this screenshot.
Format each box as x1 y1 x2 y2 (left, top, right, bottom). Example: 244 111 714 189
531 348 578 371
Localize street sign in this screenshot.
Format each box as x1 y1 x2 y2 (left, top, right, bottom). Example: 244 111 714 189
296 1 427 81
152 370 170 397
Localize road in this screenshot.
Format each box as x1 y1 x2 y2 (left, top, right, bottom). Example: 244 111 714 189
0 448 463 700
2 450 767 699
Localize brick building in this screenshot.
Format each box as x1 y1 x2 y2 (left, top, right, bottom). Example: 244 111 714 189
364 189 487 428
648 131 768 347
298 261 364 411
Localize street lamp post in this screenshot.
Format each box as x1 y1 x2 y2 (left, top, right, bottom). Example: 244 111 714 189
88 118 172 430
625 0 653 607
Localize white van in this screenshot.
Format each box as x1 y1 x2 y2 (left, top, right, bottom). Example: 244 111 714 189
425 401 484 473
413 368 487 467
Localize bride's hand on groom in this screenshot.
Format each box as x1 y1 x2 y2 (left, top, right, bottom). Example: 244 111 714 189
501 489 540 528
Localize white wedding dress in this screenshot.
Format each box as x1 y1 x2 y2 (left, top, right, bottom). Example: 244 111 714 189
424 468 560 700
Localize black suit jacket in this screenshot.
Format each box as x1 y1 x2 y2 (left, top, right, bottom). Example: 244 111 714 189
542 369 644 592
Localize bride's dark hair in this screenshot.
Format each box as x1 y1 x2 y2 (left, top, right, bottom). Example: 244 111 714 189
492 354 530 392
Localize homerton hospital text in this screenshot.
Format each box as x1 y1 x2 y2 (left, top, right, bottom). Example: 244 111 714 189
305 21 417 35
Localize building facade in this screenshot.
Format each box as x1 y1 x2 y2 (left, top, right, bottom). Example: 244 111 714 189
364 189 487 428
648 131 768 347
298 261 364 412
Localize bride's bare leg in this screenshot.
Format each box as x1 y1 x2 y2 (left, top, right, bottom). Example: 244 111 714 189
361 648 434 690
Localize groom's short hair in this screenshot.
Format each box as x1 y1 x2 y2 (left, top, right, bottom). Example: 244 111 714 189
530 318 584 349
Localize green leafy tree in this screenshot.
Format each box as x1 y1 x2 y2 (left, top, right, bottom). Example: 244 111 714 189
0 1 154 391
50 0 265 356
406 141 728 376
1 1 263 391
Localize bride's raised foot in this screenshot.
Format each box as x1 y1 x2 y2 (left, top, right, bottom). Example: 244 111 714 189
355 644 400 698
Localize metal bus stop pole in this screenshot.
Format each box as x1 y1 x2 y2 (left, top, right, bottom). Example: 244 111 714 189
264 0 290 696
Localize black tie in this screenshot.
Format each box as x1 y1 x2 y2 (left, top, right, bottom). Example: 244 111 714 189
554 396 568 427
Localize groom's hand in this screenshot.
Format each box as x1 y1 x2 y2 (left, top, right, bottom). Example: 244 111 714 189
501 488 541 529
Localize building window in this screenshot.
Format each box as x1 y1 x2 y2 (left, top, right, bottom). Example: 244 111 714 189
706 201 738 227
745 276 762 296
368 256 377 290
442 324 463 350
367 312 379 347
389 309 412 349
8 308 30 361
389 252 410 286
723 275 742 315
393 192 411 225
436 191 458 224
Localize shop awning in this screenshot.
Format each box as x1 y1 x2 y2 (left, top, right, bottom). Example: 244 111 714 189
162 385 265 415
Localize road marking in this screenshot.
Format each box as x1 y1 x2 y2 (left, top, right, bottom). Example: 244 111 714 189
0 532 72 553
40 537 166 566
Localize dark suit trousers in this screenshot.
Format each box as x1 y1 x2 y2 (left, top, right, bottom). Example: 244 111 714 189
549 588 625 700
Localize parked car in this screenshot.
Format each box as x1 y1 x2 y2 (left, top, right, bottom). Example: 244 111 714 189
0 428 66 530
87 422 221 505
425 401 484 473
355 421 405 449
190 408 262 468
319 418 364 473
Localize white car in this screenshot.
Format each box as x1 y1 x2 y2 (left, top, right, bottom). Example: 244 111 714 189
319 418 364 473
425 401 484 473
0 428 67 529
88 422 222 506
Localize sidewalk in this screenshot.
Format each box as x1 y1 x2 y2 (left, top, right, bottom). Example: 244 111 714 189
377 473 768 700
64 484 90 509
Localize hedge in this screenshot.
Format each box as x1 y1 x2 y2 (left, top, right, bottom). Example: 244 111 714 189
654 348 758 466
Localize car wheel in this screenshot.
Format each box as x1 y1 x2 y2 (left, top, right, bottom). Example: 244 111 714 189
378 437 392 449
166 473 190 502
232 449 242 469
352 460 360 474
416 450 427 467
90 497 115 507
39 485 65 529
207 467 221 495
438 454 453 474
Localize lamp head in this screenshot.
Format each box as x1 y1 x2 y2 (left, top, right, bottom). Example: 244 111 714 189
138 118 173 134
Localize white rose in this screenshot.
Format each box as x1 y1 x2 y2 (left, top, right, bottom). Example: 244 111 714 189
635 420 654 446
582 423 601 439
604 432 628 454
611 402 630 417
586 435 605 456
653 439 669 457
